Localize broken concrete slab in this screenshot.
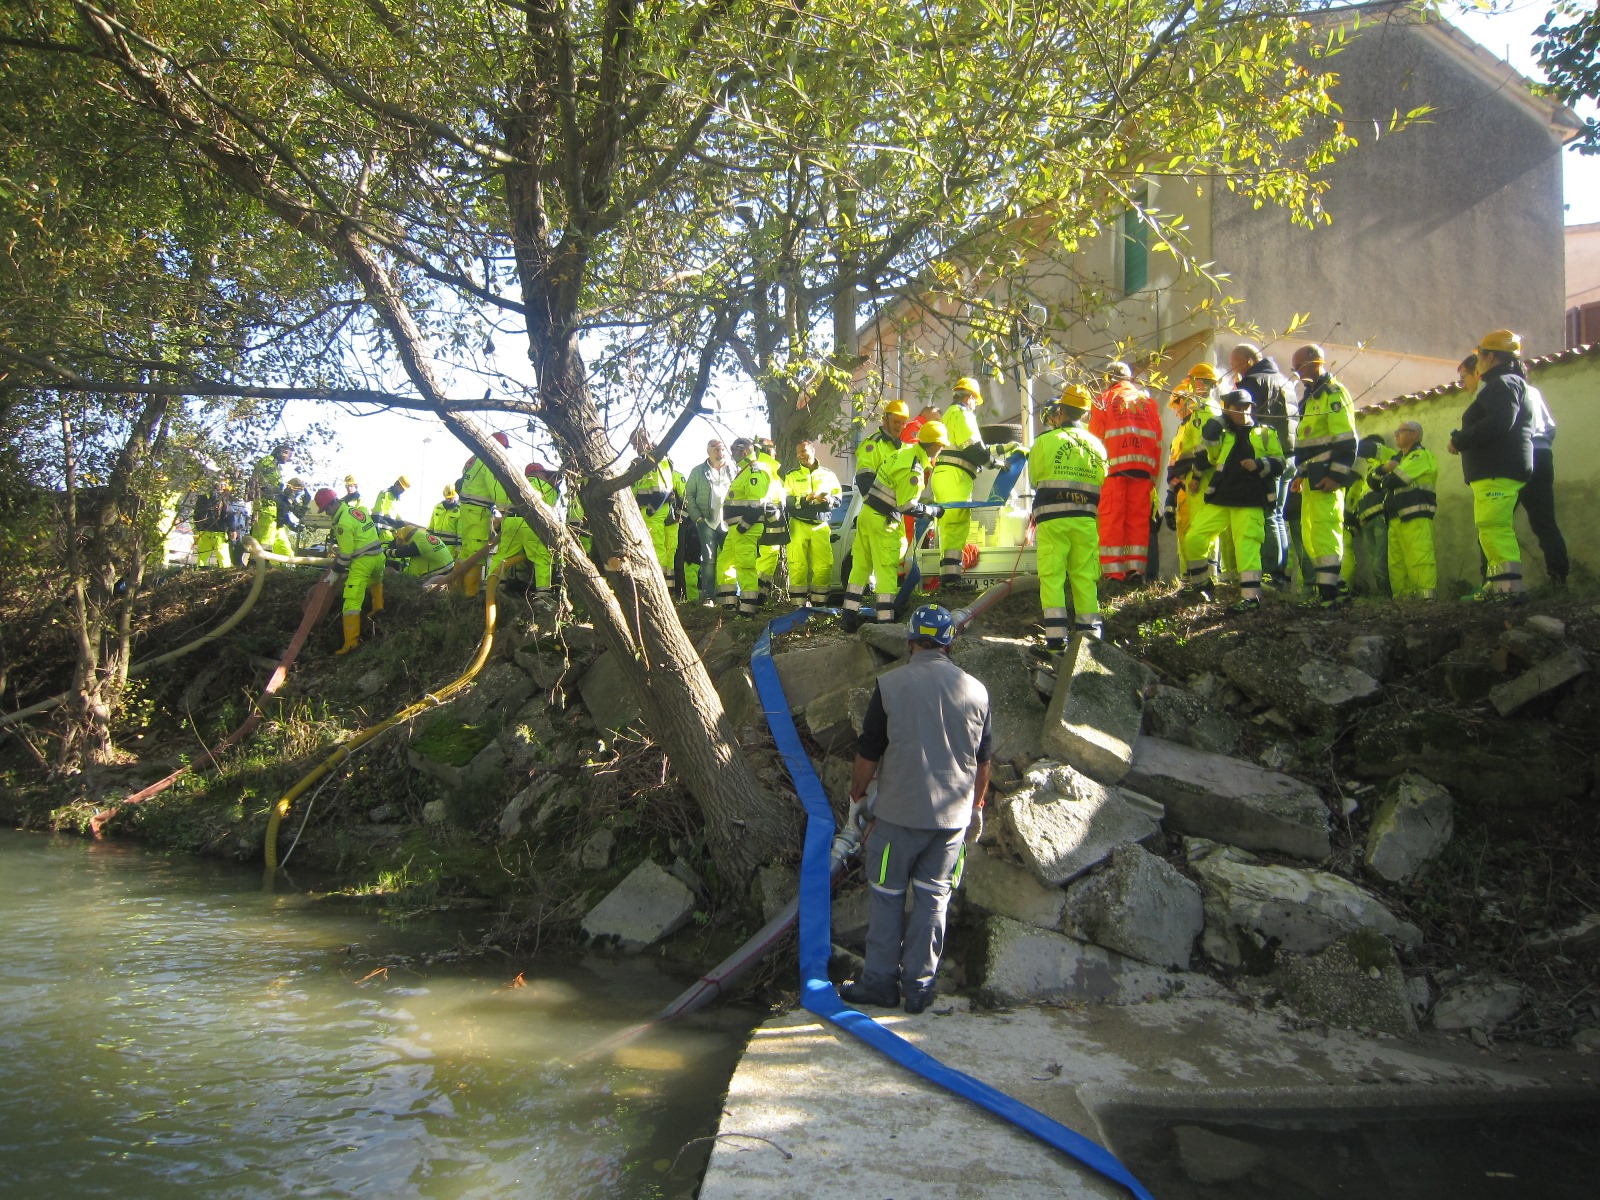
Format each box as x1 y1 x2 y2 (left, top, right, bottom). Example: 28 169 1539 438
1221 645 1381 731
772 637 880 713
1143 685 1243 756
1525 615 1566 641
977 916 1215 1006
1432 977 1525 1031
578 828 615 870
1351 710 1586 805
1528 913 1600 958
1186 838 1421 970
1063 844 1203 970
994 760 1162 887
578 651 643 734
1124 735 1330 861
1364 773 1454 884
513 644 569 689
951 634 1047 767
1040 635 1152 784
1489 645 1590 717
959 844 1066 930
857 622 910 660
581 859 697 952
452 660 536 726
804 682 875 754
1276 929 1417 1036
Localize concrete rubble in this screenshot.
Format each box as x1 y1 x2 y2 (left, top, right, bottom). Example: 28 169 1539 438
1274 930 1417 1036
1039 635 1152 784
951 633 1047 766
1351 710 1586 805
1221 644 1381 731
1489 644 1590 717
1528 913 1600 957
1432 976 1526 1031
1142 685 1243 755
1186 838 1421 968
995 760 1163 887
804 683 875 753
977 915 1216 1006
580 859 696 951
960 843 1067 930
578 651 643 734
578 827 615 870
1364 772 1454 884
772 637 880 713
1342 633 1394 681
1063 844 1204 971
1123 735 1330 860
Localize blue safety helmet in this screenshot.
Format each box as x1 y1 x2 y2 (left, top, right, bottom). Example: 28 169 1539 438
907 603 956 647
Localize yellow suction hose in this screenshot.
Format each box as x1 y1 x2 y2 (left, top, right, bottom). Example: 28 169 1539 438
0 540 279 730
262 574 500 871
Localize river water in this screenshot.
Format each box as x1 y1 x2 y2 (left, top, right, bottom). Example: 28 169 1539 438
0 830 752 1199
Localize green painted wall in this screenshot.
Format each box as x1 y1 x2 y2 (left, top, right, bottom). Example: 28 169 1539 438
1356 349 1598 592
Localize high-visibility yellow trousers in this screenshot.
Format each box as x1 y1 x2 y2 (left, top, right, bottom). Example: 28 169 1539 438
1186 504 1265 598
1387 518 1436 598
489 516 553 588
194 531 227 568
931 463 976 583
843 510 906 624
1036 515 1099 644
1300 486 1345 595
716 523 763 613
341 554 385 615
1471 477 1525 593
788 519 833 603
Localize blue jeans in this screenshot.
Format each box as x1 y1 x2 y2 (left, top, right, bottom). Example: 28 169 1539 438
1261 471 1292 577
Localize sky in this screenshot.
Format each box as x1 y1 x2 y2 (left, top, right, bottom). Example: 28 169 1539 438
272 2 1597 527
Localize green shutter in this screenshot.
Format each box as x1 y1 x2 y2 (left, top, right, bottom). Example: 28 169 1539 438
1122 198 1149 294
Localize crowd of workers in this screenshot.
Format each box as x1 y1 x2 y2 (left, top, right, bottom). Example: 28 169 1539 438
175 324 1566 658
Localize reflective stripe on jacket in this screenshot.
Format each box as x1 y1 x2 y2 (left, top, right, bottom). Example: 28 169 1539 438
1089 381 1162 478
1029 426 1107 521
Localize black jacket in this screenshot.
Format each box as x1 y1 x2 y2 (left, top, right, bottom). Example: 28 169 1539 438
1235 358 1295 454
1453 364 1533 485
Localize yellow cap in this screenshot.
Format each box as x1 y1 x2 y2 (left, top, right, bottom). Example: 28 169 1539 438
344 474 357 487
443 484 457 499
917 420 950 448
1478 328 1522 355
396 475 411 489
1187 362 1219 383
883 400 911 419
953 376 984 403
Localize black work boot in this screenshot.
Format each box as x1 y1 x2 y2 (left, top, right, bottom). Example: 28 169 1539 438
840 979 900 1009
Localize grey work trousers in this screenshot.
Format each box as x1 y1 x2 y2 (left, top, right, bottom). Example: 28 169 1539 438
861 818 966 998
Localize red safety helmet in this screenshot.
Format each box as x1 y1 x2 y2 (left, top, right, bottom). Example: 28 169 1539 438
314 487 339 512
491 431 510 448
524 461 547 478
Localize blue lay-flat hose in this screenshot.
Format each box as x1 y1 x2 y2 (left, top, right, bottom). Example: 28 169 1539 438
750 606 1154 1200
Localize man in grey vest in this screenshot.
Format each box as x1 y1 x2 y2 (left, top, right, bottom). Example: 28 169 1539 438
843 604 992 1014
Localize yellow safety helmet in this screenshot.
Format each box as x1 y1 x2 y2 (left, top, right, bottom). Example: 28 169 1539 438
344 474 357 487
442 483 457 499
917 420 950 448
1478 328 1522 355
287 477 305 490
394 524 419 544
1058 384 1094 411
396 475 411 489
1186 362 1219 383
883 399 911 419
953 376 984 403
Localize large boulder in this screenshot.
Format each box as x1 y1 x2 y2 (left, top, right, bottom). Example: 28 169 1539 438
976 916 1214 1006
1040 635 1152 784
1342 634 1395 682
772 637 880 713
1143 686 1243 756
452 660 537 726
1432 977 1524 1031
579 651 643 734
804 682 876 753
994 760 1163 887
1186 839 1421 969
1364 773 1454 884
1351 710 1587 806
1275 929 1416 1036
858 622 911 661
1123 735 1330 860
951 634 1048 767
1063 844 1203 970
960 844 1066 930
1221 642 1381 731
581 860 697 951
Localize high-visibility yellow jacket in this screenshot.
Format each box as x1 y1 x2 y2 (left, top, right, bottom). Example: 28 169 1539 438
331 502 383 566
1295 375 1358 487
1373 445 1439 522
723 457 782 529
429 500 461 545
939 401 988 475
864 443 935 517
853 427 901 493
1029 426 1107 522
784 465 842 523
460 458 509 513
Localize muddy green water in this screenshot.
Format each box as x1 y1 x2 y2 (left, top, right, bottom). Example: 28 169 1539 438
0 830 752 1198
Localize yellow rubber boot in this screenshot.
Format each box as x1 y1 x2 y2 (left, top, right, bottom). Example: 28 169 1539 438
462 569 481 598
370 582 385 613
335 611 361 655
